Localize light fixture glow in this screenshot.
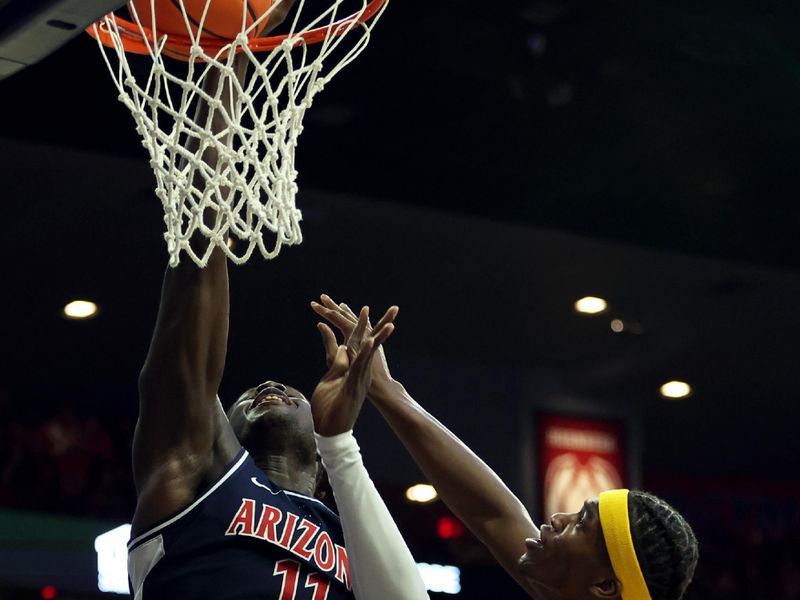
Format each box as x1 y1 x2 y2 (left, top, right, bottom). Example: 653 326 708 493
610 319 625 333
95 523 132 594
574 296 608 315
660 381 692 399
436 516 464 540
63 300 98 319
417 563 461 594
40 586 58 600
405 484 438 503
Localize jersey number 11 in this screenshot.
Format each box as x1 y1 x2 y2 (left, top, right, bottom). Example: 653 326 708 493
275 559 331 600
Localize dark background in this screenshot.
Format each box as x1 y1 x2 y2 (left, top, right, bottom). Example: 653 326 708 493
2 0 800 598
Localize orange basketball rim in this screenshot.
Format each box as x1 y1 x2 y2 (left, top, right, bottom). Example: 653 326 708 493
87 0 388 56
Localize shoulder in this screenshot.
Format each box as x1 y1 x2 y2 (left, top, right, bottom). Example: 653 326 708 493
132 446 250 538
131 404 243 536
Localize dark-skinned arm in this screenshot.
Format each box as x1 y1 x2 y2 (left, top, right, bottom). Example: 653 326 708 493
136 61 246 471
132 3 299 534
368 380 537 590
311 296 539 594
131 60 250 534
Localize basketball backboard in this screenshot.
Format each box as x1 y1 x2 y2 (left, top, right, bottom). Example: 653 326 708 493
0 0 125 80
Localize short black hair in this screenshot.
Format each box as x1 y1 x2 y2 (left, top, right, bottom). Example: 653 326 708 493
629 491 699 600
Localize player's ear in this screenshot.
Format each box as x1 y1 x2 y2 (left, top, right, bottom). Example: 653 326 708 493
589 577 620 599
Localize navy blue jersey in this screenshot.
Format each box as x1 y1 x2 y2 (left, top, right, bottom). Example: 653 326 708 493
128 448 354 600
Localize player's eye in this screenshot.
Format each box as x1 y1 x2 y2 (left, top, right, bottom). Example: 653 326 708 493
576 509 587 529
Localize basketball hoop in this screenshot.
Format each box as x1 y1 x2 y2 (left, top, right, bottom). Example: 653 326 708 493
87 0 388 267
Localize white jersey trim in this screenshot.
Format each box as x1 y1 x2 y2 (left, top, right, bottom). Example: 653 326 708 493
129 534 165 600
128 450 250 550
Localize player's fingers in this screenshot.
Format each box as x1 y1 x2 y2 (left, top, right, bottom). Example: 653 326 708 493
311 302 356 334
313 298 346 319
343 311 364 364
319 294 338 310
320 297 371 344
343 304 393 339
325 345 349 379
347 304 378 338
372 306 399 332
347 337 376 387
320 296 361 335
348 307 369 350
320 295 357 320
346 310 377 381
339 302 359 321
317 323 338 367
337 306 360 327
370 322 395 348
323 295 359 322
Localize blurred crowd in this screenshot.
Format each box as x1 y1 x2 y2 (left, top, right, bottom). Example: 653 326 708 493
1 390 799 599
653 484 800 600
686 525 800 599
0 392 135 519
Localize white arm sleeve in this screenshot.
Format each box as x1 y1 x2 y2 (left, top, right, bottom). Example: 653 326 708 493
315 431 430 600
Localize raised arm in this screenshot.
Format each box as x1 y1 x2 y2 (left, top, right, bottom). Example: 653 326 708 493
311 307 429 600
311 296 539 594
367 379 537 589
130 60 251 534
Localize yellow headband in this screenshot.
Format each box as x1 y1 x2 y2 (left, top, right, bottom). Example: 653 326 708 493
598 489 652 600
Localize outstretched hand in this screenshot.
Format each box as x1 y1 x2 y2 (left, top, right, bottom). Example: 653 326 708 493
311 305 397 437
311 295 397 396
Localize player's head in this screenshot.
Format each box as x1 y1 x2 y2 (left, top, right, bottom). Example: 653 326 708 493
227 380 317 473
517 490 698 600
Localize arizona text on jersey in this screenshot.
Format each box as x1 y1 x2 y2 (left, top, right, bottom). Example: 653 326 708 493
128 448 354 600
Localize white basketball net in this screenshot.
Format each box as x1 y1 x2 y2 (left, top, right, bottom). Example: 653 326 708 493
91 0 387 266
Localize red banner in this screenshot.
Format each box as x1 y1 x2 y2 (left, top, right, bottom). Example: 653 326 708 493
538 414 627 517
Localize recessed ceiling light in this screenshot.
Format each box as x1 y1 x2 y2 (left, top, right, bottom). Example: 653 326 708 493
405 484 438 503
610 319 625 333
575 296 608 315
63 300 98 319
660 380 692 399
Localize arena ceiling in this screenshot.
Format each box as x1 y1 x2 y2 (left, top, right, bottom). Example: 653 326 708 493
2 0 800 485
4 0 800 266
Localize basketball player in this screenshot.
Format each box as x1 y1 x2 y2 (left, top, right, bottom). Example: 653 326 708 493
129 271 429 598
313 295 699 600
126 12 428 597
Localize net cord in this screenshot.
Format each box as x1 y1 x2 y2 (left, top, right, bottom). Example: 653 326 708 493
91 0 388 266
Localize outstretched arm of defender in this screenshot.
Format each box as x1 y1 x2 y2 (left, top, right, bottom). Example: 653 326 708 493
311 296 539 593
